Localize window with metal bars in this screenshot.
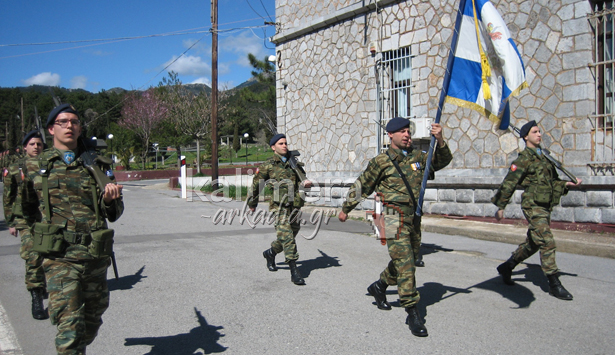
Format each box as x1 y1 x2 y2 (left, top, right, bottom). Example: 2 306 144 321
590 1 615 163
377 46 413 152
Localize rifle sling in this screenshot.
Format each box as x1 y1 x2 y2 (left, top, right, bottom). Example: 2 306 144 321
387 152 418 216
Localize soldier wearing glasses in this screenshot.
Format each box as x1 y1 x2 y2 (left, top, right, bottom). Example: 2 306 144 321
22 103 123 355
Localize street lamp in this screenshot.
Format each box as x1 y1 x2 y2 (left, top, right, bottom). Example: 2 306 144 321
243 133 249 165
107 134 114 168
153 143 159 169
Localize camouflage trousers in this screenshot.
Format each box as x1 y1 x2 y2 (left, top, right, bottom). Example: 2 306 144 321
512 205 558 275
380 205 420 308
18 228 46 290
271 205 301 263
43 257 111 355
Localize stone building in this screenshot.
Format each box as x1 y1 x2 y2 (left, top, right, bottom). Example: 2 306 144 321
271 0 615 225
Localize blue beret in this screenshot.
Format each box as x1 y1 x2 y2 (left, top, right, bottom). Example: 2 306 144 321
46 103 79 127
519 120 537 138
22 130 42 146
386 117 410 133
269 133 286 146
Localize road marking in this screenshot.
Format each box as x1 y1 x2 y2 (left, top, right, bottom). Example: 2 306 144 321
0 301 22 355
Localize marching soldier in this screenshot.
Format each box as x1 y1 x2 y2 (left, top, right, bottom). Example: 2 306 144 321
22 103 124 354
248 133 311 285
338 117 452 337
493 120 582 300
3 130 46 319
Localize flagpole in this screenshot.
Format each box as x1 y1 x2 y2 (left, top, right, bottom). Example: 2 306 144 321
416 0 468 217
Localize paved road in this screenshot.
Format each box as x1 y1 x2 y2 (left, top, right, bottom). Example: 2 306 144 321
1 180 614 354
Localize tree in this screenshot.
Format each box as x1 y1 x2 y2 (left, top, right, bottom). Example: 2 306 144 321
119 88 168 169
161 72 228 174
239 54 276 143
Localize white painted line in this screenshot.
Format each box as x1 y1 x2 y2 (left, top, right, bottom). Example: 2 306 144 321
0 301 22 355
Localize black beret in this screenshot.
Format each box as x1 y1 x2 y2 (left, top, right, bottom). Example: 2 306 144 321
22 130 42 146
385 117 410 133
269 133 286 146
46 103 79 127
519 120 537 138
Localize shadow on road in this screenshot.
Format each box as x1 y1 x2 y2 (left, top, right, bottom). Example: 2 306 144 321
108 266 147 292
514 262 578 294
421 243 454 257
276 249 341 278
124 307 226 354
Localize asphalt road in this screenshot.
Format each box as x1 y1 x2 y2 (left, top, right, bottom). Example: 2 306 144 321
1 180 614 354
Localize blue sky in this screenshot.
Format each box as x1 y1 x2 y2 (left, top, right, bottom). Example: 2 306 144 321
0 0 276 92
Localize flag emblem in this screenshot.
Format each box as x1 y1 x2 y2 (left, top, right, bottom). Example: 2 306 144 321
444 0 527 130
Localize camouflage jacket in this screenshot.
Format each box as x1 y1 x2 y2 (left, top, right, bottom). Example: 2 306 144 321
2 157 30 229
492 147 568 211
247 153 307 210
342 143 453 214
21 148 124 259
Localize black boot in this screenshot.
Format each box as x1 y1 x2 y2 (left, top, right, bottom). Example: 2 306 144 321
547 273 573 300
496 256 519 285
30 288 48 320
263 248 278 272
288 260 305 285
367 280 391 310
405 306 428 337
415 253 425 267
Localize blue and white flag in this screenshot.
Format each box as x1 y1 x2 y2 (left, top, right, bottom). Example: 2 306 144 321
444 0 527 129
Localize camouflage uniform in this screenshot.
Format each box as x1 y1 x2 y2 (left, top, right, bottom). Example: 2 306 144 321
342 144 452 308
22 148 123 355
3 157 45 290
248 153 306 262
492 147 568 275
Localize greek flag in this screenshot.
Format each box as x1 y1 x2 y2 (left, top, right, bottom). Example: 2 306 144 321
444 0 527 130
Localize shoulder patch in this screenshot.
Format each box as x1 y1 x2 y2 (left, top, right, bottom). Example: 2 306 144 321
510 164 517 172
255 168 259 175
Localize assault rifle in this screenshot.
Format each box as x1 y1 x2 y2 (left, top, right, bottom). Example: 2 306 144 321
511 126 578 183
34 107 47 145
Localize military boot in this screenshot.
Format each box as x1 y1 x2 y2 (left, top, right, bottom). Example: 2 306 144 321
367 280 391 310
547 273 573 300
288 260 305 285
405 306 428 337
415 253 425 267
263 248 278 272
496 256 519 285
30 288 48 320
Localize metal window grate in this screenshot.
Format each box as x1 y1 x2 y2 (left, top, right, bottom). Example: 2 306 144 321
590 3 615 164
376 47 413 153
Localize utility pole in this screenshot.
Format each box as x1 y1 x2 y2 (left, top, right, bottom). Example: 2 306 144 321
20 97 24 135
211 0 219 189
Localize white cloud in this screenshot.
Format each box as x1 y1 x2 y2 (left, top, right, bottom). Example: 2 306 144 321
71 76 88 89
190 77 211 86
221 30 270 67
164 55 211 77
22 72 61 86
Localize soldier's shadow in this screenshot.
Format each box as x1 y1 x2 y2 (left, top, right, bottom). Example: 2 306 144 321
279 249 341 278
514 263 578 293
420 243 454 257
108 266 147 291
124 307 226 354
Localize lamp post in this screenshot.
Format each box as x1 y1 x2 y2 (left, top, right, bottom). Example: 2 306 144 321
153 143 159 169
107 134 114 168
243 133 249 165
